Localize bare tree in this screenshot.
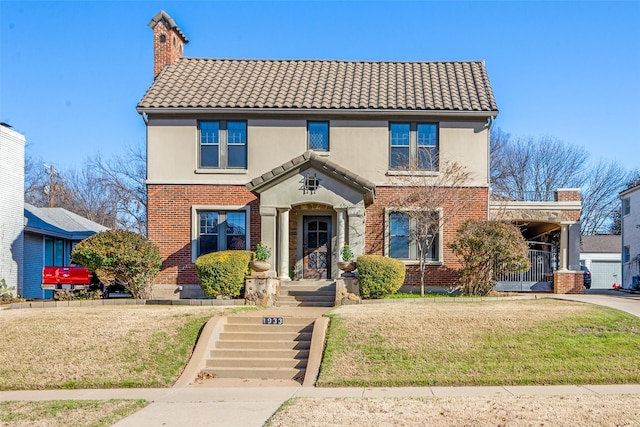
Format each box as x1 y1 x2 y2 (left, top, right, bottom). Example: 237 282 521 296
24 142 147 233
490 127 631 234
90 143 147 234
390 159 475 296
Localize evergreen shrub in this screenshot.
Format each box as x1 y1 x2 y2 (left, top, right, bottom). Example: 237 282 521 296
357 255 406 298
195 250 252 298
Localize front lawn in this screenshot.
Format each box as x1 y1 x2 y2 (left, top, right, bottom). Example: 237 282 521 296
0 305 253 390
318 299 640 386
0 400 147 427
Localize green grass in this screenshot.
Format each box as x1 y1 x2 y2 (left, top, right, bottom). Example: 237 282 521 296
0 400 147 427
318 300 640 387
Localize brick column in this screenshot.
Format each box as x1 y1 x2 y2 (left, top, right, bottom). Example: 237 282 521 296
554 270 584 294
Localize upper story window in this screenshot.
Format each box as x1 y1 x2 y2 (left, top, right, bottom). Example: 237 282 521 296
387 210 439 262
622 198 631 216
389 123 438 171
199 121 247 169
623 245 631 263
308 121 329 151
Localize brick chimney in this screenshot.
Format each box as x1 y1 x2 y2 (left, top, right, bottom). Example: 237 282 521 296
148 11 189 79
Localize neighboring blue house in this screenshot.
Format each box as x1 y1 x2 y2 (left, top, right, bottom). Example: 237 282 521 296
22 203 108 299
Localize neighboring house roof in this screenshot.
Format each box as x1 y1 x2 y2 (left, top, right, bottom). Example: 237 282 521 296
247 150 376 204
137 58 498 114
24 203 108 240
581 235 621 253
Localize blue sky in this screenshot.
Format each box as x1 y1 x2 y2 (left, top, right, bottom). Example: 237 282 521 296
1 1 639 171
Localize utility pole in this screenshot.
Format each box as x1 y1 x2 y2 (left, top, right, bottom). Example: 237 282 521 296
43 164 56 208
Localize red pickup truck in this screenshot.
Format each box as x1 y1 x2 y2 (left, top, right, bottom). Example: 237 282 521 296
41 264 98 292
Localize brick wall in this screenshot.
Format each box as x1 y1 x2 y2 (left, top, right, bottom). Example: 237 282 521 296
152 21 185 78
555 189 581 202
554 270 584 294
365 186 489 288
148 184 259 285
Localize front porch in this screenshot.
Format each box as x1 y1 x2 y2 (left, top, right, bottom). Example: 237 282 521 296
247 151 375 282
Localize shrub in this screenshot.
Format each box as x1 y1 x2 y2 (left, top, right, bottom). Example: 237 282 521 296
449 220 530 296
71 230 162 300
357 255 406 299
195 250 252 298
340 243 354 262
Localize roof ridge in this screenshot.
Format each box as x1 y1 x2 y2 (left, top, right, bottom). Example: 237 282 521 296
177 57 488 65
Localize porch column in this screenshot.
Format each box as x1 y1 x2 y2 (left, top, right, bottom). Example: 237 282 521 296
568 222 581 271
336 208 346 260
347 207 366 257
277 208 290 281
260 206 277 276
559 223 569 271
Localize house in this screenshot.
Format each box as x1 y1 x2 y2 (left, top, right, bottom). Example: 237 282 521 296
0 123 25 297
580 235 621 289
620 184 640 290
22 203 108 299
138 11 583 299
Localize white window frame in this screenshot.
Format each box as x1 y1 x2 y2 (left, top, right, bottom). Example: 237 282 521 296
623 245 631 264
622 198 631 216
384 207 443 265
191 205 251 262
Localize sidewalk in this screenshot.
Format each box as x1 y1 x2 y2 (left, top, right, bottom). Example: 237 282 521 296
3 384 640 427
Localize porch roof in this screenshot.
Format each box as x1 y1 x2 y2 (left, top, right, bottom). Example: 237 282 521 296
246 151 376 204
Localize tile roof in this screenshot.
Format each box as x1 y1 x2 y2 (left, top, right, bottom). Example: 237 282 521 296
247 151 376 204
581 235 621 254
137 58 498 113
24 203 108 240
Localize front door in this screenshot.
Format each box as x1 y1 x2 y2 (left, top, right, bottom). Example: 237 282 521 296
303 216 331 279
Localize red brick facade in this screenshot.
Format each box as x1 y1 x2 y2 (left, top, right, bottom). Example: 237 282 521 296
365 186 489 288
148 184 260 285
148 184 489 290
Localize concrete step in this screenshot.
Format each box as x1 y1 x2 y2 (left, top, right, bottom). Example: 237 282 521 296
219 331 312 341
206 357 307 369
210 348 310 359
226 316 318 325
201 366 305 380
215 339 311 350
223 323 314 333
277 300 334 307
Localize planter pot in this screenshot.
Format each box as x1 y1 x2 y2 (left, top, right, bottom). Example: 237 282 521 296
250 260 271 273
337 261 357 272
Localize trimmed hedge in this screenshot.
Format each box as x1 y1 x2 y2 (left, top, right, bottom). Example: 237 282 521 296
195 250 252 298
357 255 406 299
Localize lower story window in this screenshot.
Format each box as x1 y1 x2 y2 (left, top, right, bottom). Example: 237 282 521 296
198 210 247 256
387 210 440 262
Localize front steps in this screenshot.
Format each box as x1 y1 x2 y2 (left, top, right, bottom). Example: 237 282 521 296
200 315 317 381
278 280 335 307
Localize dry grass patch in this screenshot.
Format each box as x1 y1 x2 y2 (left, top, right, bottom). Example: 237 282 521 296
318 300 640 386
0 305 252 390
266 395 640 427
0 399 147 427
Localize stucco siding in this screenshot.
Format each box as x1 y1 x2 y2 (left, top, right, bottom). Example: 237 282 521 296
146 117 490 187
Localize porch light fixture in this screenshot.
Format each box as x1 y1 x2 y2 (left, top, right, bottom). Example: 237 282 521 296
300 174 321 195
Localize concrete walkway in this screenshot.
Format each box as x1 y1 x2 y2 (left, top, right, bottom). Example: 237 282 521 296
1 292 638 427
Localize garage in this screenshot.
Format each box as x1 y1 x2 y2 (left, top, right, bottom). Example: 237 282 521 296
589 260 621 289
580 235 622 290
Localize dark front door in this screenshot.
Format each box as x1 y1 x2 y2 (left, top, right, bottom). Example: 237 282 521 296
303 216 331 279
